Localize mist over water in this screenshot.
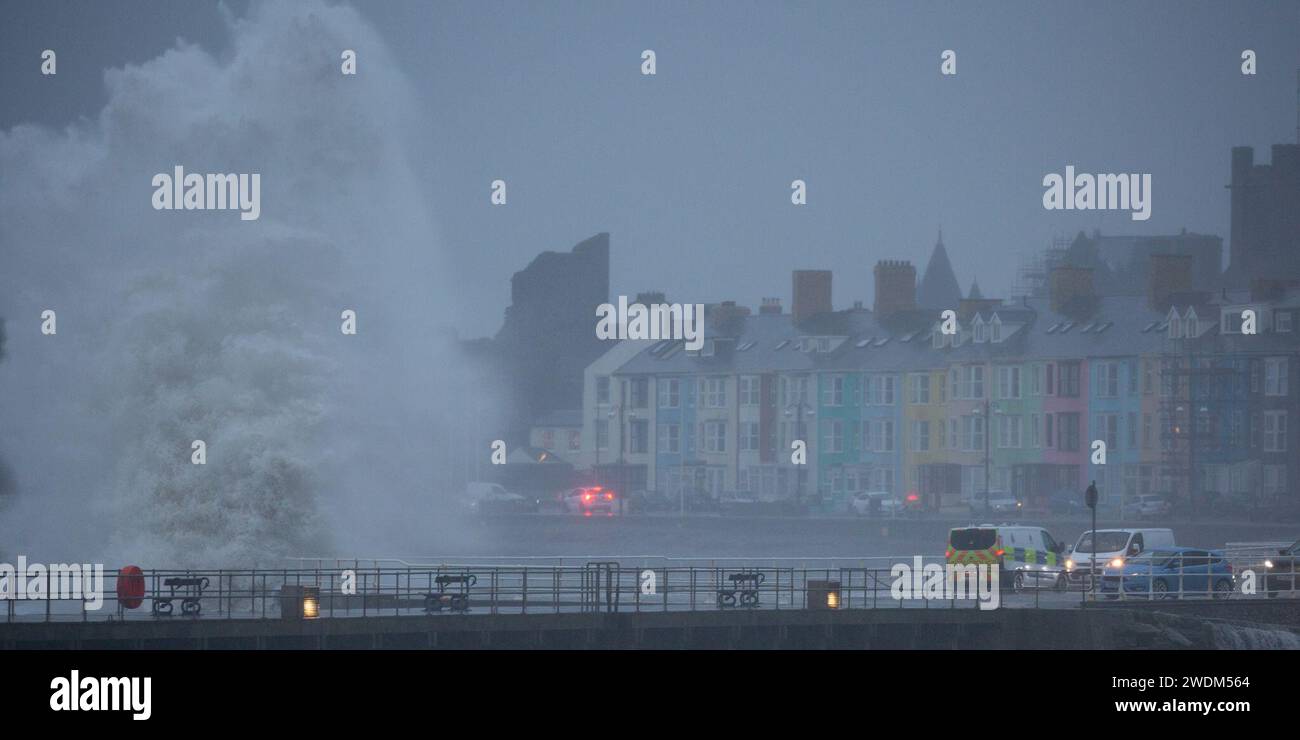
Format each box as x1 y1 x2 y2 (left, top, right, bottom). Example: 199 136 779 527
0 1 491 567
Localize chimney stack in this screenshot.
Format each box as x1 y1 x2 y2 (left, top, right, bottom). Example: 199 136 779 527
1049 266 1095 316
1148 254 1193 310
872 260 917 317
709 300 751 336
792 270 832 325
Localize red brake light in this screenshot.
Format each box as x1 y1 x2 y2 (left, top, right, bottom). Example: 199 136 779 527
582 492 593 503
994 549 1005 557
906 493 919 502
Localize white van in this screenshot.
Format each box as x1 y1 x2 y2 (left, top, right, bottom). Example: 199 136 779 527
1065 528 1175 587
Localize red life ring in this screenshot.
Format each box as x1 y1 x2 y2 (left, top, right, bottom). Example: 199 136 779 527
117 566 145 609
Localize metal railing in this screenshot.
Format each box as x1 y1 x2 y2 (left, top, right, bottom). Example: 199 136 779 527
2 557 1291 624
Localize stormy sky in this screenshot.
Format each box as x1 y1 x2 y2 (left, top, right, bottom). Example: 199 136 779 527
3 1 1297 337
0 1 1296 565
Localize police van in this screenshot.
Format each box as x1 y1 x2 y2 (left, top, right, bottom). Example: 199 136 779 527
946 524 1069 591
1064 528 1175 588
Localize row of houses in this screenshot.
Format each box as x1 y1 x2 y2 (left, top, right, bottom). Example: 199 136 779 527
561 255 1298 514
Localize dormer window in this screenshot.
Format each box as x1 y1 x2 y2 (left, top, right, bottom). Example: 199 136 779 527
932 330 944 349
973 316 986 343
1168 308 1182 339
1185 308 1198 338
990 315 1003 343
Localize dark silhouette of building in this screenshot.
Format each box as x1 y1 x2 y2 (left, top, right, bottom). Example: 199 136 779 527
917 231 962 311
1224 142 1300 286
468 233 610 441
1062 229 1223 296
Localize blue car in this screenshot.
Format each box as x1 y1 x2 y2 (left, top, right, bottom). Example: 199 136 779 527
1099 547 1236 599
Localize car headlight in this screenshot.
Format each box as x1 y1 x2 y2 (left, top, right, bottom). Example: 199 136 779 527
1110 558 1124 568
1264 560 1274 569
1065 559 1075 570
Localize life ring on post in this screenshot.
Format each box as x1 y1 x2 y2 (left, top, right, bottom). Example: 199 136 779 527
117 565 145 609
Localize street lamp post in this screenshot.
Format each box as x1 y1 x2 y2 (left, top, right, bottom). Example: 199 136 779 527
784 395 815 505
972 398 1001 516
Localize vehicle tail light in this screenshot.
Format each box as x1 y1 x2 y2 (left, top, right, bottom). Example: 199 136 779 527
582 492 593 503
605 492 614 501
994 549 1005 557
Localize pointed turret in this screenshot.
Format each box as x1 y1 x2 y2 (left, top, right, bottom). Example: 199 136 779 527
917 230 962 310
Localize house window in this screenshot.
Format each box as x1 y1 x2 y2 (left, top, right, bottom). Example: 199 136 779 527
990 318 1002 343
703 420 727 453
1030 414 1041 447
629 378 650 408
1059 362 1081 397
739 375 760 406
1265 358 1288 396
823 375 845 406
998 415 1022 448
658 423 680 454
1095 361 1118 398
910 374 930 404
962 416 984 452
596 420 609 451
740 422 759 452
1264 411 1287 453
658 378 680 408
866 419 895 452
997 367 1021 399
912 420 930 451
541 430 554 450
826 420 844 453
1058 413 1080 451
1094 414 1119 450
568 430 581 451
701 377 726 408
1276 311 1293 333
629 420 649 453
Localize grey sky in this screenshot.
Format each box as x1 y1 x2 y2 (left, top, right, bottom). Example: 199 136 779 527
4 0 1297 336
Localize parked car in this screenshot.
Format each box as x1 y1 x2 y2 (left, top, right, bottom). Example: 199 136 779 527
461 482 537 515
1263 539 1300 598
1130 494 1171 519
1048 487 1087 515
969 492 1022 517
1099 547 1235 599
851 491 917 517
562 486 621 516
